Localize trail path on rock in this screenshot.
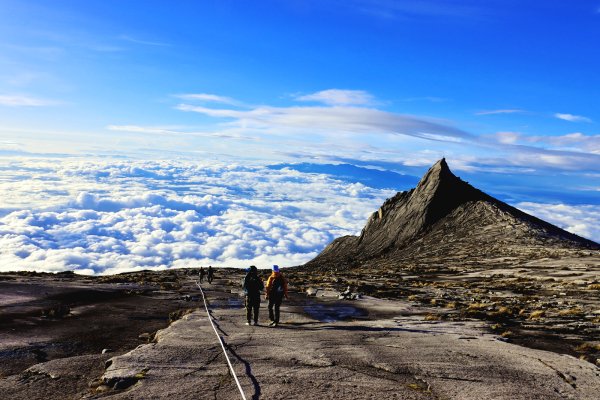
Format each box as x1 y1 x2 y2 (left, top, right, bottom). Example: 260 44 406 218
96 278 600 400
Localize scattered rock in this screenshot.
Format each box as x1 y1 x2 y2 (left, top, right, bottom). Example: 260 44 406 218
89 378 104 388
338 286 361 300
41 304 71 318
169 308 194 322
306 287 319 296
95 384 111 393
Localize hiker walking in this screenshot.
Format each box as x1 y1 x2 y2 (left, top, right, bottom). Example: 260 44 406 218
265 265 288 327
243 265 264 326
207 265 214 284
199 267 206 283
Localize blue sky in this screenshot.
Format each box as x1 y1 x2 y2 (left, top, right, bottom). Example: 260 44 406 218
1 1 599 159
1 1 600 267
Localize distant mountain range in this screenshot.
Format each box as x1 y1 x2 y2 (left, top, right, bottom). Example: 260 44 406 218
306 159 599 270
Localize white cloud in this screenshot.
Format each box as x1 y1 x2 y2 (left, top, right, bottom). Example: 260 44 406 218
0 158 395 274
106 125 175 135
168 91 600 175
476 109 524 115
554 113 592 123
517 202 600 242
176 102 472 142
490 131 600 155
295 89 375 106
105 124 259 141
1 157 597 276
0 94 58 107
494 131 520 144
174 93 242 106
532 133 600 154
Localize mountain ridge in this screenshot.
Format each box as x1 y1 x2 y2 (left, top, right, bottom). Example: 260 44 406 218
305 159 599 270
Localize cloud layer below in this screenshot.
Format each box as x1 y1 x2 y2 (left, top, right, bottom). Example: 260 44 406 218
0 157 597 275
0 158 394 275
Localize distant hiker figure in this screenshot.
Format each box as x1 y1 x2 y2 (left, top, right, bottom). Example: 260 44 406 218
207 265 214 284
265 265 288 327
199 267 206 283
243 265 264 326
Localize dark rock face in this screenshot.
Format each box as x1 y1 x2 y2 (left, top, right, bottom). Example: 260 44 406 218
306 159 599 269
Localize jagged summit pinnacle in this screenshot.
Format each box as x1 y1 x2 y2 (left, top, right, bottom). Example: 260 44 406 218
418 157 451 183
410 159 487 229
351 158 487 256
305 158 598 270
415 158 470 196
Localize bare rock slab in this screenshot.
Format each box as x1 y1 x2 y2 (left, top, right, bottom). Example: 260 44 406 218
95 288 600 399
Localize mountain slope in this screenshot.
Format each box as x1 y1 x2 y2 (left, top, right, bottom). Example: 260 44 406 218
306 159 599 269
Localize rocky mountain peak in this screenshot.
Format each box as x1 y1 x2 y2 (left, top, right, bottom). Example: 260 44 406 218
410 158 486 229
305 158 598 270
415 157 452 190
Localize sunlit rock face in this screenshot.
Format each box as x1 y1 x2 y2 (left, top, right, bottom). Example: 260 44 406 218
306 159 599 270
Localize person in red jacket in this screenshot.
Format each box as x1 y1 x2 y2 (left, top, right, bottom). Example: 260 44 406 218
265 265 288 327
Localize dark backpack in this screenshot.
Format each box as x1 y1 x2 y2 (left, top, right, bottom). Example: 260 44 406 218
271 275 284 295
244 274 263 294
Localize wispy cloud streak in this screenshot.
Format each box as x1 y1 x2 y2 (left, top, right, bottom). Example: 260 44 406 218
176 99 473 142
555 113 592 123
296 89 375 106
476 109 524 115
0 94 59 107
174 93 243 106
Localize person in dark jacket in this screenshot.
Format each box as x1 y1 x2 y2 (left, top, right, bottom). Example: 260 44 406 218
265 265 288 327
199 267 206 283
207 265 214 284
243 265 264 326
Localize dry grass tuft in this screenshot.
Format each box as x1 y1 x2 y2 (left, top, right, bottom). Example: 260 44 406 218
558 307 584 316
467 302 488 311
406 382 429 392
529 310 545 319
490 306 514 317
424 314 441 321
575 342 600 352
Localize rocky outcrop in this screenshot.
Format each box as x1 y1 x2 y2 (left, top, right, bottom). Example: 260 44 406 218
307 159 599 269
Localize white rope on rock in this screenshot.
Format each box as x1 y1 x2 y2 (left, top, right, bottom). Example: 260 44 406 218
196 280 247 400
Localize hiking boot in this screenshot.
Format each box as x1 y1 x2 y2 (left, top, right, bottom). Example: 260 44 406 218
245 322 251 326
269 321 276 326
253 321 259 326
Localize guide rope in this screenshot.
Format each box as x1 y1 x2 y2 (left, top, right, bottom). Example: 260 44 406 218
196 280 247 400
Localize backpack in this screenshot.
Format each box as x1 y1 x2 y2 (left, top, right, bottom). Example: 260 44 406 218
271 275 284 295
244 274 263 294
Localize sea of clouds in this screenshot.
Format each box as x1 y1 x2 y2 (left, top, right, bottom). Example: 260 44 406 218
0 157 597 275
0 157 395 275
